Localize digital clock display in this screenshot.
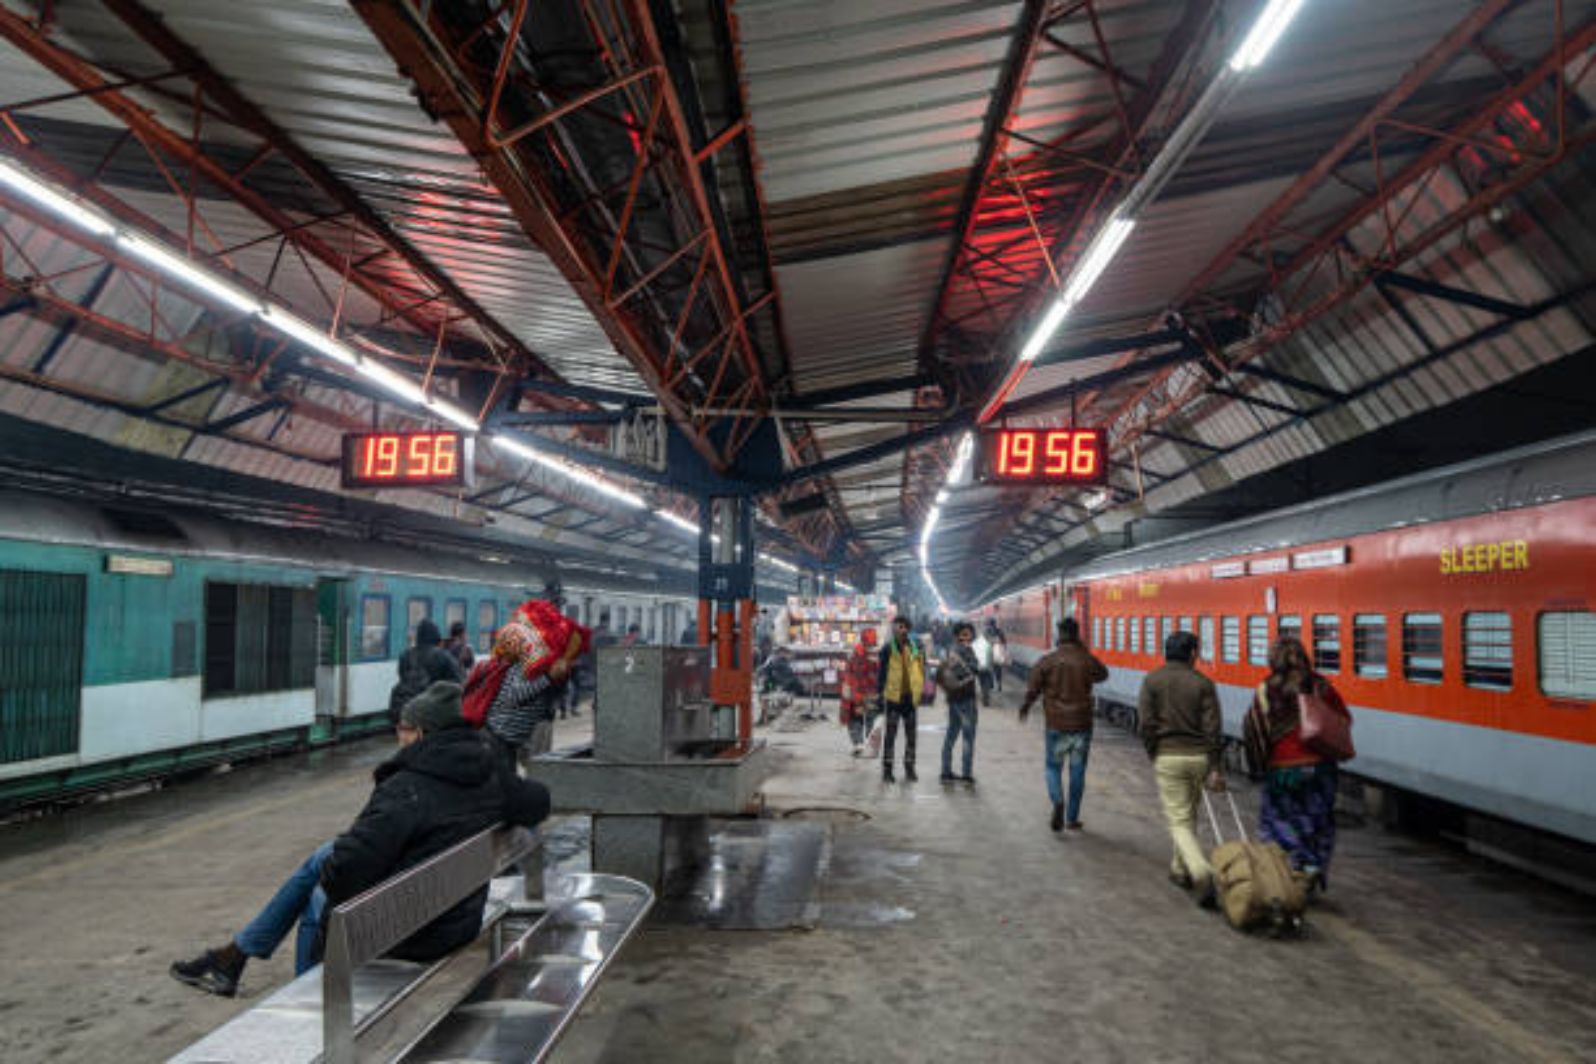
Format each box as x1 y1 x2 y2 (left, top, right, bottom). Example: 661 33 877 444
975 427 1107 485
341 431 474 489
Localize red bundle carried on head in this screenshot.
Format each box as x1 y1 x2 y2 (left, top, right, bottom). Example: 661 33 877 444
507 598 592 680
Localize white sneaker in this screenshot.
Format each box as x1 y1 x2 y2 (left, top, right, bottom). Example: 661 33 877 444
852 744 863 757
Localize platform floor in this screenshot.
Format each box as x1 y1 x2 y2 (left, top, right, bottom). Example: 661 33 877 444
1 690 1594 1063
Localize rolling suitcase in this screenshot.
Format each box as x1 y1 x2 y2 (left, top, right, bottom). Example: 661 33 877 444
1202 789 1307 936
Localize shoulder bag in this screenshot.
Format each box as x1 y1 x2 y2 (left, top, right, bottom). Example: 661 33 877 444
1298 683 1355 762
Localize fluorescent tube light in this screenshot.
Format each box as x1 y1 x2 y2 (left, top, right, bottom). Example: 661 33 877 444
426 396 480 431
1019 299 1071 364
1229 0 1308 71
259 306 357 366
0 159 115 237
115 232 262 316
658 511 700 536
935 489 949 504
490 433 646 509
355 357 427 406
1061 215 1136 306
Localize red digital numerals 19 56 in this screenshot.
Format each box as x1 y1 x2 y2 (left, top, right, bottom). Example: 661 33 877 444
994 429 1100 479
357 433 458 480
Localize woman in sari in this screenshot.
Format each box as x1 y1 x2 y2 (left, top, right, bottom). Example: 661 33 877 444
1243 636 1350 894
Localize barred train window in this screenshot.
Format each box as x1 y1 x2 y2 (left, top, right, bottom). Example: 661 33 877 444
203 582 317 696
1161 616 1174 651
1092 617 1102 648
1278 615 1302 644
1539 612 1596 700
1145 617 1158 656
476 600 498 654
361 595 391 661
1179 616 1193 634
1116 616 1126 652
406 597 432 645
1313 614 1340 673
1247 616 1270 666
1221 616 1240 664
1463 612 1513 691
444 598 467 635
1199 617 1216 662
1402 613 1444 685
1354 614 1388 678
1129 616 1141 655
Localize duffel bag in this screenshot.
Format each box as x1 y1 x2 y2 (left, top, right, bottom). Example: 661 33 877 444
1203 790 1307 935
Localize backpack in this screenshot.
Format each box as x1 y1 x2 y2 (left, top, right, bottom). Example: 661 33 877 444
462 659 512 728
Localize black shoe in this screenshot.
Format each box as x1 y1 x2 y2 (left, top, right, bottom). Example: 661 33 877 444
882 767 896 783
170 949 244 998
1169 871 1194 891
959 775 976 785
939 771 958 783
1197 882 1220 911
1050 803 1064 832
904 766 918 782
1066 820 1084 831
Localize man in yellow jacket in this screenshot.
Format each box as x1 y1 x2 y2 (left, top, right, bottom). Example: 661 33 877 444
875 616 925 783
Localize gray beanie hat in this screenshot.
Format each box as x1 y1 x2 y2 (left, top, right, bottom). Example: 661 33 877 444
401 681 464 733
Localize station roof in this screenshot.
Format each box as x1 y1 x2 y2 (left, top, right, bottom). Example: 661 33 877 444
0 1 1591 605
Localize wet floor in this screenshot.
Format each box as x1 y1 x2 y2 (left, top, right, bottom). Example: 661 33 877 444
2 697 1595 1062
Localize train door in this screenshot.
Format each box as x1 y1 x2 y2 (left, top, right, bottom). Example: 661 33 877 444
1068 583 1090 649
0 569 85 764
315 578 350 718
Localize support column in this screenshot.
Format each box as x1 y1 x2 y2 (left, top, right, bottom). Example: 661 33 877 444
699 496 756 742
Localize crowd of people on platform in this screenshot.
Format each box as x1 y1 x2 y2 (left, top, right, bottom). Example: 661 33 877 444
838 611 1350 911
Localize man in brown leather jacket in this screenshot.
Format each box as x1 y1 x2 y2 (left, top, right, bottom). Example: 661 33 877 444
1019 618 1109 832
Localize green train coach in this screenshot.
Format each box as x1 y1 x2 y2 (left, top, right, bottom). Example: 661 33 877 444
0 490 691 812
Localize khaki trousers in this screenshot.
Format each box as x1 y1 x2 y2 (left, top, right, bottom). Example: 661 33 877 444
1155 753 1213 887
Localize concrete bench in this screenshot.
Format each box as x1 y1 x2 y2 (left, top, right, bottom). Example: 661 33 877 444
170 826 653 1064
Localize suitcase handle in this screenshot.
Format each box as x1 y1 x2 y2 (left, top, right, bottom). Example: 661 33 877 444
1201 788 1250 844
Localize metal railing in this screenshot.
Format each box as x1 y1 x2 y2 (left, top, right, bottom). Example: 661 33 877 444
320 825 541 1064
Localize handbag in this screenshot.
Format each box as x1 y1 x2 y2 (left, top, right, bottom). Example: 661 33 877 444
1298 685 1355 762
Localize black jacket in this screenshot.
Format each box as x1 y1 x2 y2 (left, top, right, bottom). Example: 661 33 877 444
390 621 465 721
319 724 551 962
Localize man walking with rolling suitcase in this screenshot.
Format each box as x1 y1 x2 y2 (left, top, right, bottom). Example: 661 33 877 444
1137 630 1226 907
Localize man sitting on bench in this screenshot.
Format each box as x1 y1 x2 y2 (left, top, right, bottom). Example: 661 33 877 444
171 680 551 998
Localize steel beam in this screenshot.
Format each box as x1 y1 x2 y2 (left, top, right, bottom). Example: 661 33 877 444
1374 270 1532 318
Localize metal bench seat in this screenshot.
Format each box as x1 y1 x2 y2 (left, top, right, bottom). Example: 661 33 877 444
170 826 653 1064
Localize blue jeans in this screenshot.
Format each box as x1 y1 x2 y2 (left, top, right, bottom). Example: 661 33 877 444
1045 730 1092 823
235 840 333 975
942 698 977 777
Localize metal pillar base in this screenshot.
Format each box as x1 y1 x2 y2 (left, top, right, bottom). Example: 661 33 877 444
591 815 710 893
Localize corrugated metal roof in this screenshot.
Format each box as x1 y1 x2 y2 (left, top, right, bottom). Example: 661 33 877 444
24 0 646 394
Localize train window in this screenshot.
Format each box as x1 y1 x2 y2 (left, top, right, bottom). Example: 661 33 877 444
1115 616 1126 652
1199 617 1215 662
202 583 317 698
1129 616 1141 655
1092 617 1102 648
1248 616 1270 666
1354 614 1388 678
1402 613 1444 685
405 597 432 645
1144 617 1158 655
1278 615 1302 644
1539 612 1596 700
476 600 497 654
1463 612 1513 691
1178 616 1193 634
1221 617 1240 663
360 595 391 660
444 599 467 636
1161 616 1174 651
1312 615 1341 673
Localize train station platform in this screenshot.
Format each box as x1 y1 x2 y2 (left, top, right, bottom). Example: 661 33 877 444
1 693 1593 1064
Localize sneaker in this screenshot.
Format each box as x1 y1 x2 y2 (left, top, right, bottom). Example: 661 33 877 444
852 745 863 758
882 767 896 783
1066 820 1084 831
904 766 918 782
170 949 244 998
1050 803 1064 832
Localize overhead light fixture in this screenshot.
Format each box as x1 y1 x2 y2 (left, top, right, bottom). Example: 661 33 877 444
490 433 646 509
1229 0 1308 71
0 158 115 237
658 510 700 536
758 552 800 573
258 306 355 366
116 232 263 316
935 489 949 504
426 396 481 431
1060 215 1136 307
1019 299 1071 364
354 356 428 407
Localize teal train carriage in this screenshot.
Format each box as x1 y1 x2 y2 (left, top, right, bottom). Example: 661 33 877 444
0 491 691 812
